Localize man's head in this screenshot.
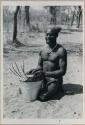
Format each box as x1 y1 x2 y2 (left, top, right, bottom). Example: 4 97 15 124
45 26 61 45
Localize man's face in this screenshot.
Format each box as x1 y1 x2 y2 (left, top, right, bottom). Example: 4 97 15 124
45 29 57 45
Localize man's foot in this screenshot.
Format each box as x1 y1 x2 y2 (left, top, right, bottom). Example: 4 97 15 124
65 90 74 95
38 93 48 102
58 85 65 93
58 86 74 95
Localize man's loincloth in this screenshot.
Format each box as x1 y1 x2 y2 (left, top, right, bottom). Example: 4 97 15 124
37 77 63 101
39 77 63 95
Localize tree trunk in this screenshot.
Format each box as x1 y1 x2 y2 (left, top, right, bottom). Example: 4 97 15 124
13 6 20 42
25 6 30 26
71 12 75 26
77 6 82 28
49 6 56 25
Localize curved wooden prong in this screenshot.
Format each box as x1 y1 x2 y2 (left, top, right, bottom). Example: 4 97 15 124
21 60 27 77
9 67 21 77
12 64 21 77
15 62 22 77
22 60 25 73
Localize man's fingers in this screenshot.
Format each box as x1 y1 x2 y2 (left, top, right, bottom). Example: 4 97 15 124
28 69 38 74
35 71 44 76
32 69 39 74
25 71 30 75
29 70 33 74
26 69 34 74
26 69 42 75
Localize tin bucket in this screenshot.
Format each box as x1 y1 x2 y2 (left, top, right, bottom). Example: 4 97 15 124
19 80 42 102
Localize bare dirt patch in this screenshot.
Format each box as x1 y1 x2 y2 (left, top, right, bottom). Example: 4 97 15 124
3 31 83 119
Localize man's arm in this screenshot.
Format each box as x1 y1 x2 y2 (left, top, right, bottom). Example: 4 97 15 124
45 48 67 78
26 51 43 75
36 51 43 70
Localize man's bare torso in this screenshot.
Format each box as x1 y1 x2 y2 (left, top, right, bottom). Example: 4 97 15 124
40 44 65 73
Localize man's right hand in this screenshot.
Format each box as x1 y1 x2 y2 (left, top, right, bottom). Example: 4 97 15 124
25 69 36 75
25 68 42 75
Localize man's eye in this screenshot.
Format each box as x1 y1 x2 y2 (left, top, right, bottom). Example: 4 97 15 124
46 34 54 37
49 35 54 37
46 33 49 36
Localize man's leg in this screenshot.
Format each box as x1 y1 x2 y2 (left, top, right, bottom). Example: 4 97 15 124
38 81 59 101
57 78 64 93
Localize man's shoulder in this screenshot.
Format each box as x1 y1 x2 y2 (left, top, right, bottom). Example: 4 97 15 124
40 46 47 52
57 44 67 56
39 46 46 56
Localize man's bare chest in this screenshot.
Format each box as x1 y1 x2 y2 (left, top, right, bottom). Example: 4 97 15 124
41 50 59 62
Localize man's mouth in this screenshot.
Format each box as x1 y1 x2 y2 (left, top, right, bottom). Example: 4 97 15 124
46 40 52 44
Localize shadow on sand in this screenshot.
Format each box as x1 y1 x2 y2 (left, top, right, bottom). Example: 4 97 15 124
50 83 83 101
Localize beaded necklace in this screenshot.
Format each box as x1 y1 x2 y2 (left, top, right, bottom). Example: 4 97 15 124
46 44 58 60
47 44 58 55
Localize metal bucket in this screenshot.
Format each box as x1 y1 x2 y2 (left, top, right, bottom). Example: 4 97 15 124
19 80 42 102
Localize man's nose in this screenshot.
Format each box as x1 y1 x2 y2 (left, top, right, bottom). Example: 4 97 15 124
47 35 50 38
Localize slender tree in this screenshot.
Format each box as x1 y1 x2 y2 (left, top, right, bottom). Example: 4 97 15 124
49 6 56 25
13 6 20 42
25 6 30 26
77 6 82 28
71 6 82 28
71 7 77 26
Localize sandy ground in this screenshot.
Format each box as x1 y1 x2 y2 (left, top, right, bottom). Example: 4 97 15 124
3 31 83 119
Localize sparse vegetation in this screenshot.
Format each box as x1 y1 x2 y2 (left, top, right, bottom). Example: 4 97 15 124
3 5 83 119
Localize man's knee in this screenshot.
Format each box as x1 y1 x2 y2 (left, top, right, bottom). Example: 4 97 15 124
47 82 58 93
38 78 63 102
38 82 58 102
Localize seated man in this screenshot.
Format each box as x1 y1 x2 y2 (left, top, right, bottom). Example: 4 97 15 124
26 26 67 101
